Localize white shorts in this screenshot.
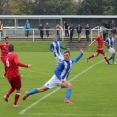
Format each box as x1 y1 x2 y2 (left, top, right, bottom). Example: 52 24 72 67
108 48 115 54
55 55 64 63
44 75 66 88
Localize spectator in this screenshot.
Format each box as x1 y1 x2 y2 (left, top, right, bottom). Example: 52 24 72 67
69 24 74 41
0 22 2 41
110 20 116 29
85 24 90 42
45 22 50 37
0 21 3 38
103 26 107 41
38 24 43 40
104 21 110 35
76 24 82 42
24 20 30 38
111 26 117 38
64 21 69 37
54 24 63 41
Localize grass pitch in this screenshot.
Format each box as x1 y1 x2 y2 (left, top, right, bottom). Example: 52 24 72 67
0 41 117 117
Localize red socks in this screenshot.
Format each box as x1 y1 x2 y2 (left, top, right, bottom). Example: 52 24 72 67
14 92 20 105
6 88 15 98
88 54 95 59
104 57 110 64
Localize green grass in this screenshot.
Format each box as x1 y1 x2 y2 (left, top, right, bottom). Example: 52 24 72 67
0 41 117 117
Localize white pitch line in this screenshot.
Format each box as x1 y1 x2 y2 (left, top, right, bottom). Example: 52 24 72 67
19 60 104 115
24 113 117 116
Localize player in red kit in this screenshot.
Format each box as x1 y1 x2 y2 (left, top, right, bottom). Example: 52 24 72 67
87 31 110 64
0 37 9 76
3 44 32 107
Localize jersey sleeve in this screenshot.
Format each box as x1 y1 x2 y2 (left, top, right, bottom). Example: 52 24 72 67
14 54 28 68
54 62 64 80
0 44 2 49
95 37 99 41
72 53 83 64
60 43 67 50
49 43 53 52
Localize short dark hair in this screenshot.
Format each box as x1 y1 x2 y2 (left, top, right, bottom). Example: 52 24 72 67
63 50 70 55
8 44 14 52
5 37 9 40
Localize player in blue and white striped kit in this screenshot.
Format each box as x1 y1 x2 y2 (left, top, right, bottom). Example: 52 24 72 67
22 49 84 104
50 34 69 63
105 32 116 64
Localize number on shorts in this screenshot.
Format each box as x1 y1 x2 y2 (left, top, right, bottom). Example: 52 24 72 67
6 58 10 67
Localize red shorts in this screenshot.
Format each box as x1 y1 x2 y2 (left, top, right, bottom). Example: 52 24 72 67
96 49 105 55
9 76 21 90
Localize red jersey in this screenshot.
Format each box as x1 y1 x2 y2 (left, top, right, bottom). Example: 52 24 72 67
95 36 104 49
4 52 28 81
0 43 9 60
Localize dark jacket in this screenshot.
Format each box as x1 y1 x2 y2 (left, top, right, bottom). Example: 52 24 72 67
64 22 68 29
76 26 82 33
104 23 110 29
69 26 74 34
38 26 43 32
85 26 90 35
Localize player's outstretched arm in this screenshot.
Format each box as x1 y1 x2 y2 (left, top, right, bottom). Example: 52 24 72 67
60 44 68 50
72 48 84 63
88 40 96 47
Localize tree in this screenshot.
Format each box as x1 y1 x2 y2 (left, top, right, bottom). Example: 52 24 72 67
32 0 79 15
0 0 9 14
77 0 103 15
10 0 33 15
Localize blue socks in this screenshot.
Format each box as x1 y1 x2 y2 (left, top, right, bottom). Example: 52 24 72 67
112 55 115 63
108 56 113 61
27 88 38 96
65 88 72 101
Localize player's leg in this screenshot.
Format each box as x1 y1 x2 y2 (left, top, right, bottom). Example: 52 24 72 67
1 59 7 77
112 52 116 64
87 52 99 62
4 87 15 102
12 76 21 107
22 75 58 100
102 51 110 64
61 81 73 104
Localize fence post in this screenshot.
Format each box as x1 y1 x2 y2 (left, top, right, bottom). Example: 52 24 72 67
33 29 34 41
91 29 92 41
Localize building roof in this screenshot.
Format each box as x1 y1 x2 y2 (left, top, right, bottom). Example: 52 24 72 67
0 15 117 19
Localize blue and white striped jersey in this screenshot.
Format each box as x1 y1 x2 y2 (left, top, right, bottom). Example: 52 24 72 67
50 41 67 57
54 53 83 80
106 37 115 49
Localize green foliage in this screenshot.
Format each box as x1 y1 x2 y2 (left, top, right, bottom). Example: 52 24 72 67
77 0 117 15
10 0 33 15
32 0 79 15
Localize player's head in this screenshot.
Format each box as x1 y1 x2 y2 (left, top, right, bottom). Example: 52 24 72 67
63 50 70 61
5 37 9 44
99 31 102 36
109 32 113 38
8 44 14 52
53 34 57 41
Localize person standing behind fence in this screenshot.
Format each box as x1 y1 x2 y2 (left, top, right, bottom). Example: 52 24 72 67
111 26 117 38
76 24 82 42
85 24 90 42
110 20 116 29
24 20 30 38
104 21 110 35
38 24 43 40
0 21 3 40
69 24 74 41
45 22 50 37
64 21 69 37
54 24 63 41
